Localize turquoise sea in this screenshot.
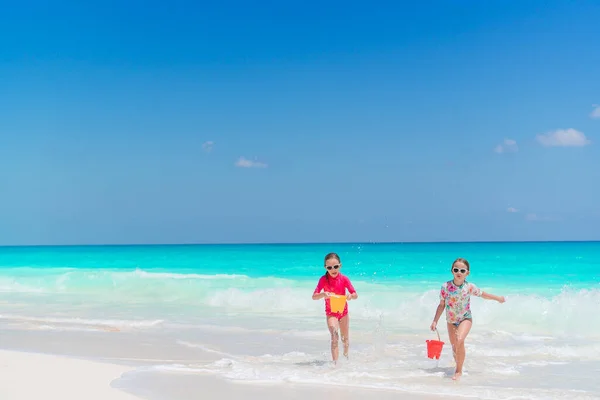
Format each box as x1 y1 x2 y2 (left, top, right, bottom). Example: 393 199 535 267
1 242 599 399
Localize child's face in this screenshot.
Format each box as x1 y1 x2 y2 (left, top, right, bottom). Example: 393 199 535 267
325 258 342 278
451 261 469 281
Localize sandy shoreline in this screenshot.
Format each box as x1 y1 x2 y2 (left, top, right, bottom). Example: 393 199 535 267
2 344 599 400
1 323 599 400
0 349 140 400
0 345 458 400
115 369 467 400
0 346 451 400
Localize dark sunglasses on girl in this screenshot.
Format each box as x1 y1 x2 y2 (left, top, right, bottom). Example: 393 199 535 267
326 265 340 270
453 268 467 274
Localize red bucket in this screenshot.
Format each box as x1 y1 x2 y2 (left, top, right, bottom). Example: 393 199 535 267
426 329 445 360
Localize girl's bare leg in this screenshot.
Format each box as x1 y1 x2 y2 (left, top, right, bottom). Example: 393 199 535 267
339 315 350 358
446 323 458 366
451 319 472 380
327 316 340 362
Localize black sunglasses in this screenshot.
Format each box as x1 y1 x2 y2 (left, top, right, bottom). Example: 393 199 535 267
326 264 341 270
453 268 467 274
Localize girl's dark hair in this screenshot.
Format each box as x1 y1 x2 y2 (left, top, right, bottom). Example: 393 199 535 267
323 252 341 281
452 258 470 271
324 252 341 265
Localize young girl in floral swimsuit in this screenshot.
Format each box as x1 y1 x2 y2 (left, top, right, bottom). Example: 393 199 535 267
430 258 505 380
312 252 358 363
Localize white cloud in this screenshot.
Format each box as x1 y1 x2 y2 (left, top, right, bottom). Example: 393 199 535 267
507 207 519 213
494 139 518 154
235 156 268 168
535 128 590 147
590 104 600 119
202 141 214 152
525 213 557 222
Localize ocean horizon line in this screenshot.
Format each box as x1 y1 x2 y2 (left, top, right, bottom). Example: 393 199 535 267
1 239 599 249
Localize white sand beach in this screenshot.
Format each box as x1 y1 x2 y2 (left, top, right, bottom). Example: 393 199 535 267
0 347 460 400
0 349 139 400
2 340 599 400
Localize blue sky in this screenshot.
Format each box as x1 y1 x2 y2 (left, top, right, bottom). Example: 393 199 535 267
1 0 599 245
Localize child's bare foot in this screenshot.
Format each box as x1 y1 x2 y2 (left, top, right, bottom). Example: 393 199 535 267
452 371 462 381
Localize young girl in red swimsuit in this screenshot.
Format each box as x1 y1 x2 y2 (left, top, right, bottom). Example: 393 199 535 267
312 252 358 363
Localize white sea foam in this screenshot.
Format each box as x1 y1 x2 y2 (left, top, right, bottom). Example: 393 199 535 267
138 353 599 400
197 286 600 339
0 263 598 399
1 268 599 337
118 269 250 280
0 314 163 331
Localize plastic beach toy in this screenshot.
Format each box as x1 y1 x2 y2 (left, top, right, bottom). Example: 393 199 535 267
329 295 347 313
426 329 445 360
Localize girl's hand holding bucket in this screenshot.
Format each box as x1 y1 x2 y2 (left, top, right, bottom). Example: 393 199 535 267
430 320 437 331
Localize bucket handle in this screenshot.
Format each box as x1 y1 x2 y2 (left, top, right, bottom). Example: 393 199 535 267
434 328 441 341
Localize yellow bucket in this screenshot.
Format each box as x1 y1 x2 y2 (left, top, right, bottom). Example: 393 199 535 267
329 295 347 313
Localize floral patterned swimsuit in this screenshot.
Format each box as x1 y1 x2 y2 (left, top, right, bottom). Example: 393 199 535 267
440 280 482 326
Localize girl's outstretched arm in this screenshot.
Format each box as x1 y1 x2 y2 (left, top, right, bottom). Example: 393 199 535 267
481 291 505 303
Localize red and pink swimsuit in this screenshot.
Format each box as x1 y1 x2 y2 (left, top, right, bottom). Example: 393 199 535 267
313 273 357 320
